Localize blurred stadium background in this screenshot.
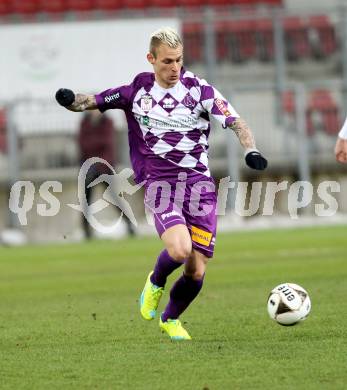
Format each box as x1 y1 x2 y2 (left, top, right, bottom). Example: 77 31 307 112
0 0 346 243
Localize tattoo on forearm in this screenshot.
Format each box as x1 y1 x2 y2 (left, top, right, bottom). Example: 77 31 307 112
68 94 97 112
229 118 256 149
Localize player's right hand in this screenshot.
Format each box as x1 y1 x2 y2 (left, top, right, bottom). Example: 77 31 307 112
55 88 75 107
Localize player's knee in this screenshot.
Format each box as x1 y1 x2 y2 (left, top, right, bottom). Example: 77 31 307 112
168 243 192 262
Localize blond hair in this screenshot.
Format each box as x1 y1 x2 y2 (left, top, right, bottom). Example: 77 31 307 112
149 27 182 57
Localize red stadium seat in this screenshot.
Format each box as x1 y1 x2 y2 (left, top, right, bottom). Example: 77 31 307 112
150 0 175 7
283 16 310 61
307 90 340 135
66 0 95 11
177 0 203 6
0 0 11 15
282 89 340 136
205 0 231 5
255 18 274 61
215 21 229 62
40 0 68 13
281 90 312 135
11 0 40 14
94 0 122 10
122 0 147 9
282 90 313 134
281 91 295 114
230 0 254 4
223 19 257 63
308 15 337 59
216 21 235 62
182 22 204 65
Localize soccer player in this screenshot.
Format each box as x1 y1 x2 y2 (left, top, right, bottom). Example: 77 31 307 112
335 116 347 163
55 27 267 340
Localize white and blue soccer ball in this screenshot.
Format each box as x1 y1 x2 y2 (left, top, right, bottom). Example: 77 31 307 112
267 283 311 326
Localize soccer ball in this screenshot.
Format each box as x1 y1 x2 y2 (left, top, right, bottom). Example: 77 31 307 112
267 283 311 326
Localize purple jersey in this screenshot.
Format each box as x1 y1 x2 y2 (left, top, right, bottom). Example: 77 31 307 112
95 68 239 183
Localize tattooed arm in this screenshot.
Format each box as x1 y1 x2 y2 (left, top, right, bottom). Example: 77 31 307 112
55 88 97 112
229 117 256 150
68 94 97 112
229 117 268 170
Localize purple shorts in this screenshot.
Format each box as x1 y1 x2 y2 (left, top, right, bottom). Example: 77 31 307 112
144 175 217 258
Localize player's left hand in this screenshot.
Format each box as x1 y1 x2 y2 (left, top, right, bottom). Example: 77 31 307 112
245 149 268 170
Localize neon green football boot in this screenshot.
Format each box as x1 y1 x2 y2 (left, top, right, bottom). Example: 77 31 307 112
159 317 192 341
140 271 164 320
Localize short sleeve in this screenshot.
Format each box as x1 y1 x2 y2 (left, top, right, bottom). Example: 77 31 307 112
200 80 240 127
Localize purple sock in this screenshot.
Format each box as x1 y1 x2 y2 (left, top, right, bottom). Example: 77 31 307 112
161 273 204 322
150 249 183 288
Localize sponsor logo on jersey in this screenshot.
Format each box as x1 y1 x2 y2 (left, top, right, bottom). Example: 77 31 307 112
105 92 120 103
141 95 153 112
142 116 150 126
215 98 231 117
135 114 198 129
161 210 181 220
191 226 212 247
163 97 175 109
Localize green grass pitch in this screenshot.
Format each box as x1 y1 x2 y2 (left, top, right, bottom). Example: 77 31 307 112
0 225 346 389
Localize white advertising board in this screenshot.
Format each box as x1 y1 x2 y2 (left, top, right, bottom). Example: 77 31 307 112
0 18 180 100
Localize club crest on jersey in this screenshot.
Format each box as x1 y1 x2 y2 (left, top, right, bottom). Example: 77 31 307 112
183 93 196 108
140 95 153 112
215 98 231 117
